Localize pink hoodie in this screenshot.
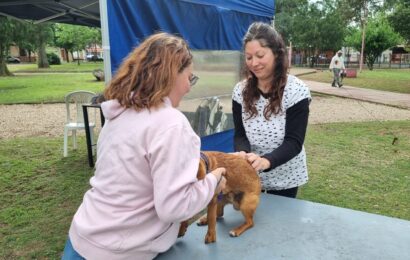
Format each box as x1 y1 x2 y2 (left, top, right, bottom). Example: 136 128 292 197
69 97 217 259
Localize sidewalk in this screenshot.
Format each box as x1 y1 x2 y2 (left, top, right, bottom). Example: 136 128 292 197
290 69 410 110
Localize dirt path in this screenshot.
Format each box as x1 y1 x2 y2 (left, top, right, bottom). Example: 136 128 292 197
1 95 410 139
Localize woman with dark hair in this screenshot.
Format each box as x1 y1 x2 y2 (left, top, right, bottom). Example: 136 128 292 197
63 32 226 260
232 22 311 199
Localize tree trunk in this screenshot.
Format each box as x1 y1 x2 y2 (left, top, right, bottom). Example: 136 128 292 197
37 42 49 68
77 50 80 65
366 55 375 71
65 49 69 62
0 60 13 76
0 44 13 76
359 1 368 73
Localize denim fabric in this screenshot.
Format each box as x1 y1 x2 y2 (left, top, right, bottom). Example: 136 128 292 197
62 238 85 260
332 68 342 87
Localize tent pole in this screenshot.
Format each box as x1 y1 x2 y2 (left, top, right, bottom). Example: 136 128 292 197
99 0 112 85
271 0 275 28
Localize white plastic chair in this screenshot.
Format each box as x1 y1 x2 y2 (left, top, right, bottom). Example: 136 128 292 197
63 91 96 157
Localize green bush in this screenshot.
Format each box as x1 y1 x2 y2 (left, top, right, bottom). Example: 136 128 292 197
46 53 61 65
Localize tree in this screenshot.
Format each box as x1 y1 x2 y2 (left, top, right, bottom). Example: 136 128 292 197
87 27 102 58
275 0 347 66
274 0 308 44
291 2 347 51
31 23 54 68
388 0 410 44
0 18 53 72
14 22 37 63
338 0 386 71
55 24 101 65
345 17 402 70
317 0 349 51
0 17 26 76
55 24 75 62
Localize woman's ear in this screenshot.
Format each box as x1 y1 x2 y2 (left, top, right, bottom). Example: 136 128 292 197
197 160 206 180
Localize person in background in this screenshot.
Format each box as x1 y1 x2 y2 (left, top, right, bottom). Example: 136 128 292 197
329 50 346 87
232 22 311 199
62 32 226 260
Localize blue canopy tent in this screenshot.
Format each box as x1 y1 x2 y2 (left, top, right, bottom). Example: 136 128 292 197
100 0 275 80
0 0 275 82
200 129 234 152
99 0 275 151
0 0 275 151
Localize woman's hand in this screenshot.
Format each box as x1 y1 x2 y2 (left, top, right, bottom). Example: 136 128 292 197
231 151 247 160
210 167 226 194
246 153 271 172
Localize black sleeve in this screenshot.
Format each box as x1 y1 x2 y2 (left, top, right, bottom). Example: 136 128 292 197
232 99 251 152
261 98 310 170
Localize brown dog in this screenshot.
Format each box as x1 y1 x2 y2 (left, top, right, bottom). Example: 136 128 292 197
178 151 261 244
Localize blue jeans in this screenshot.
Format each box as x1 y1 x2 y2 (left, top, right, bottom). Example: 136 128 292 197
62 238 85 260
332 68 341 87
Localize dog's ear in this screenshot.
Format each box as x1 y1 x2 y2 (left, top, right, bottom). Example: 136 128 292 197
197 160 207 180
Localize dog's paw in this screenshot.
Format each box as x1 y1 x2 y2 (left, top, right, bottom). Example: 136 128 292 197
205 232 216 244
229 230 238 237
197 217 208 226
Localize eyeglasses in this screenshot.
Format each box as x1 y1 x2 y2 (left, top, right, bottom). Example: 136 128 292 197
190 74 199 86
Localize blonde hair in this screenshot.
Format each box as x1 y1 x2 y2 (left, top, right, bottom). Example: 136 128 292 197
104 32 192 110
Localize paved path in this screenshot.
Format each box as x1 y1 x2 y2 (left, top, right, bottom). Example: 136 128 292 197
289 68 410 110
305 80 410 109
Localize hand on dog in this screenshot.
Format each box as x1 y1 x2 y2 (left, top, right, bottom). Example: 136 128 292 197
231 151 247 160
210 167 226 194
246 153 271 172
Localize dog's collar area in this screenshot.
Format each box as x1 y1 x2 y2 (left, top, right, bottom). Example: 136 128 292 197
200 152 223 201
200 152 210 173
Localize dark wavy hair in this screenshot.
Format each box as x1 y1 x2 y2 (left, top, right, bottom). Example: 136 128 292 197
242 22 289 119
104 32 192 110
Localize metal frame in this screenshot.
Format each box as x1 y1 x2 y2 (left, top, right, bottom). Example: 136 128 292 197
0 0 100 27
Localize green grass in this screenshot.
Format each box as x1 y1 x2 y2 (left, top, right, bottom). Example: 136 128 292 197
300 120 410 219
0 70 236 105
299 69 410 93
7 62 104 73
1 62 409 258
0 74 104 104
1 120 409 259
2 67 408 105
0 137 92 259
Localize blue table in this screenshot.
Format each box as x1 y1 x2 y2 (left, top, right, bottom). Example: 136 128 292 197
156 194 410 260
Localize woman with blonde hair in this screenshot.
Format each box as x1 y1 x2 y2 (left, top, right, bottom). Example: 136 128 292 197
63 32 226 260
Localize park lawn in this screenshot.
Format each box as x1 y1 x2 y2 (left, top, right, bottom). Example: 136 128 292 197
2 67 408 104
300 120 410 219
1 120 409 259
7 62 104 73
0 70 237 105
299 68 410 94
0 73 105 104
0 137 92 259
